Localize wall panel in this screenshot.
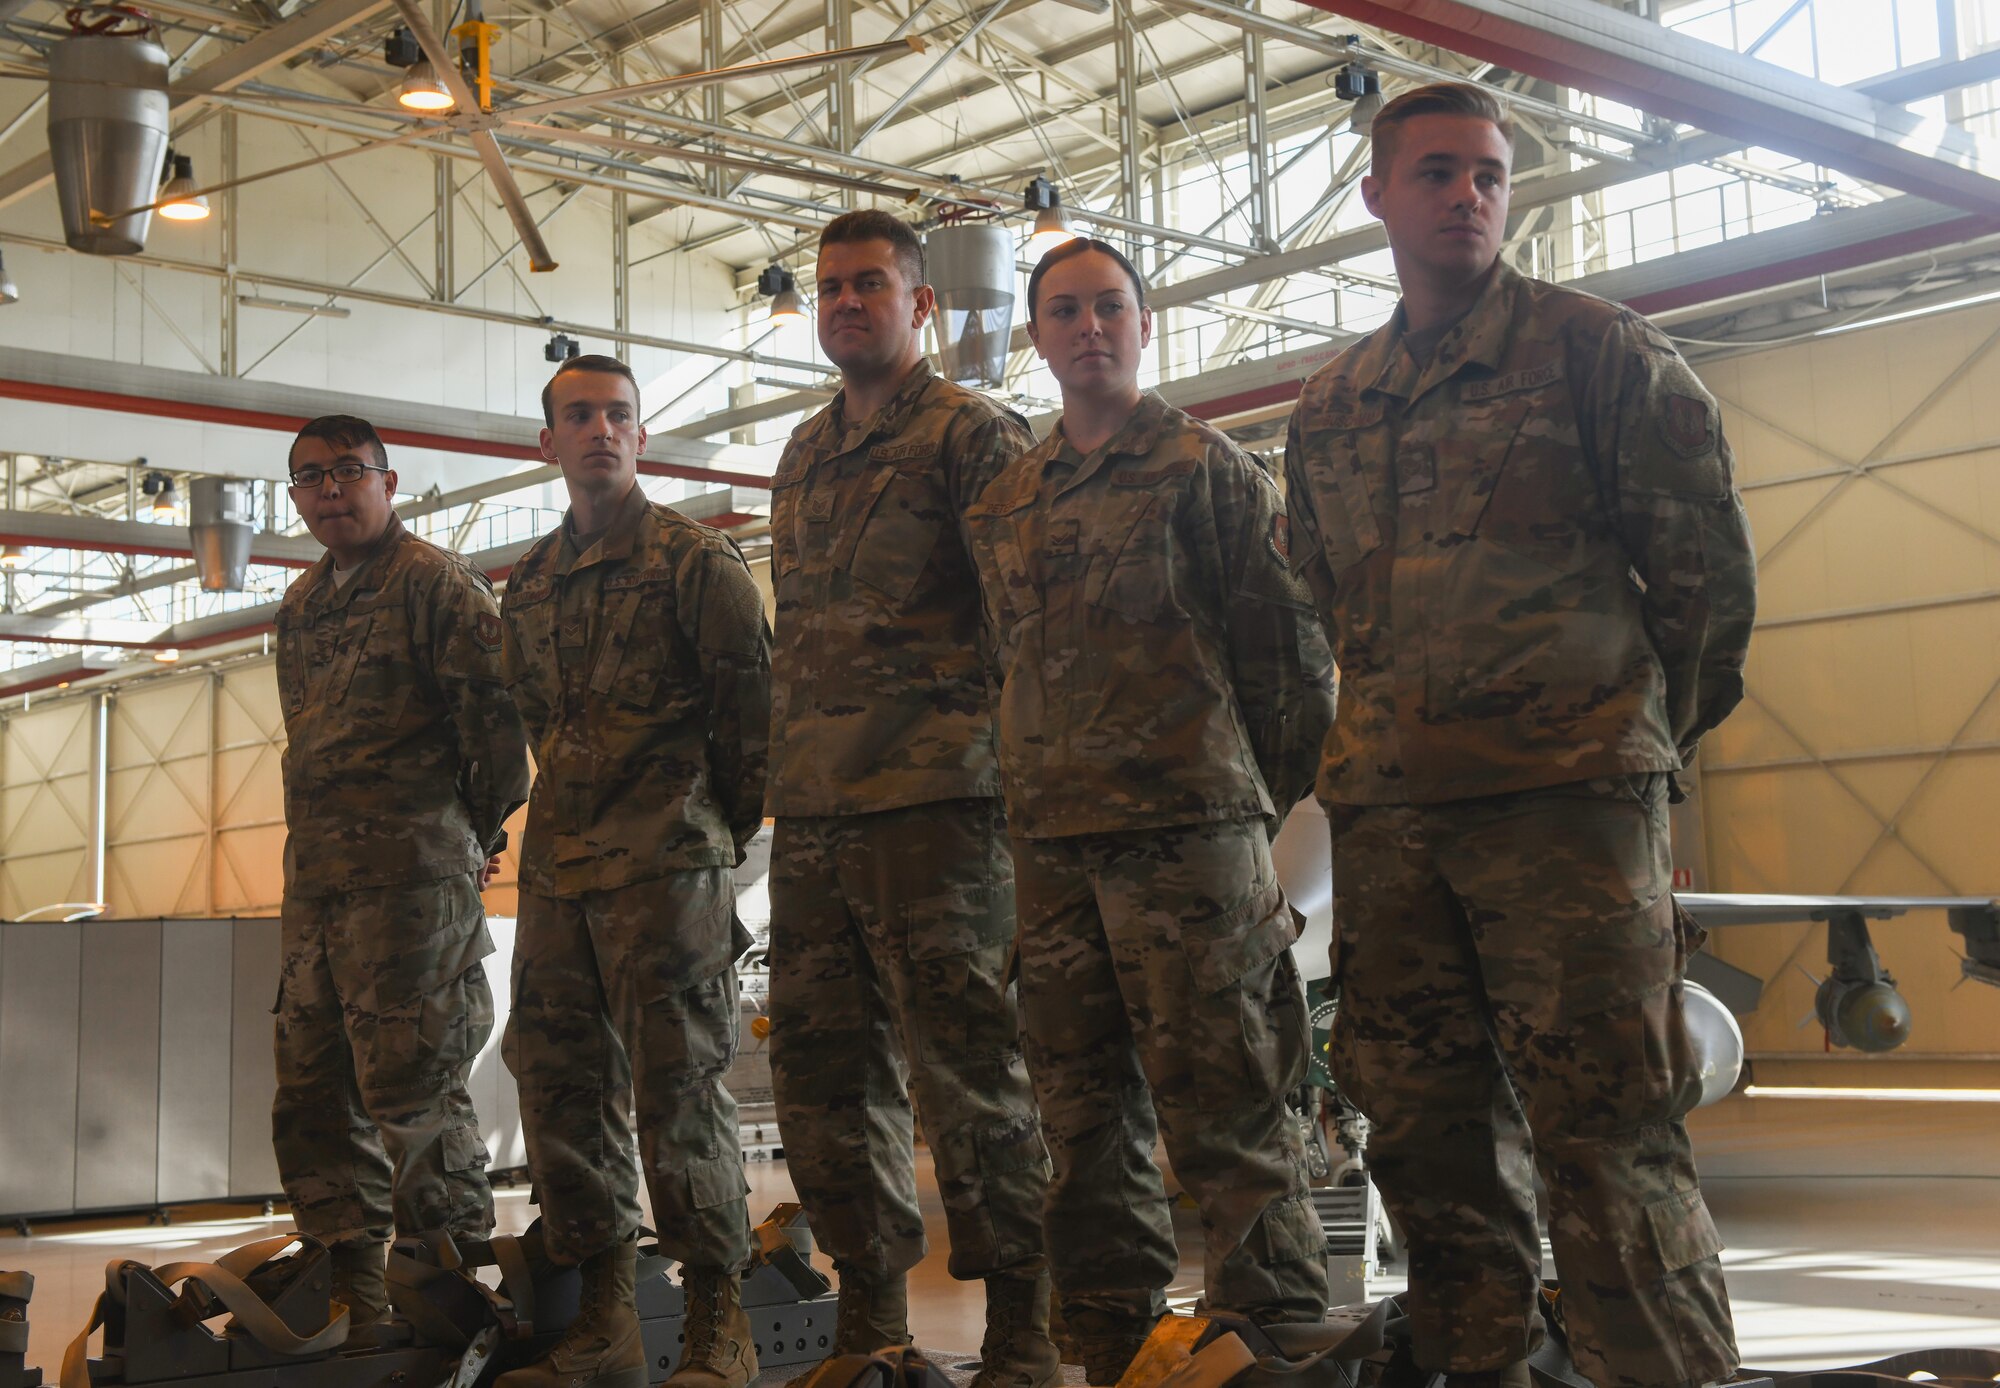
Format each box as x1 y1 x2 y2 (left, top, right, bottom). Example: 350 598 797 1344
1698 296 2000 1063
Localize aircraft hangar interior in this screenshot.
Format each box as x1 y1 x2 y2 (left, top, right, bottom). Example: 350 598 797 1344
0 0 1996 1387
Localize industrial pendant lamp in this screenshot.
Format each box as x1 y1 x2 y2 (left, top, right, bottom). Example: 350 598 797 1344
0 545 26 568
156 154 210 221
759 265 807 324
398 60 455 111
1023 177 1077 258
143 470 181 519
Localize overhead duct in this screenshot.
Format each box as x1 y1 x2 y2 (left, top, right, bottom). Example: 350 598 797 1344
48 15 171 256
926 223 1015 390
189 477 255 592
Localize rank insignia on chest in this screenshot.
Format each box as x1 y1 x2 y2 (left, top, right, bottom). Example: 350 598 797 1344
1268 514 1291 567
1663 393 1712 456
560 615 587 648
804 493 835 523
474 611 502 653
1047 518 1080 558
1398 444 1438 496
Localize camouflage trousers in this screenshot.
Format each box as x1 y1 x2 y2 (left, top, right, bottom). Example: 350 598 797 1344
1327 774 1737 1388
769 798 1049 1282
274 872 495 1248
1015 816 1328 1338
505 869 753 1272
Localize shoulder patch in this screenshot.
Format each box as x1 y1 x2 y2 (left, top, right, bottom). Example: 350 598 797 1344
1462 358 1564 401
1268 514 1291 568
475 610 503 652
1662 393 1713 457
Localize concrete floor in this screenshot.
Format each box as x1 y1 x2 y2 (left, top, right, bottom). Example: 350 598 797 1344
2 1093 1995 1379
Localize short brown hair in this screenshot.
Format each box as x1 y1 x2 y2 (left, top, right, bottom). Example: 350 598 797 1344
541 354 642 427
1369 82 1514 180
819 209 926 289
291 414 387 470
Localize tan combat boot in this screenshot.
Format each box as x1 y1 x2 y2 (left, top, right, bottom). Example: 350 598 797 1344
783 1270 910 1388
496 1239 646 1388
329 1242 390 1329
970 1269 1061 1388
666 1269 759 1388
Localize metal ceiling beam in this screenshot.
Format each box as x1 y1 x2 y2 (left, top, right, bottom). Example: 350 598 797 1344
0 511 324 567
1297 0 2000 215
0 346 777 489
0 0 396 212
1852 48 2000 106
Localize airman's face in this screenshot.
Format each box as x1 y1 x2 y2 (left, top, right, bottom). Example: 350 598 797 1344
1361 113 1513 289
1027 249 1152 396
289 436 396 554
816 238 934 379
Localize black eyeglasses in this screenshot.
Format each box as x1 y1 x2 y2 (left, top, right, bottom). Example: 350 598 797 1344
289 461 389 490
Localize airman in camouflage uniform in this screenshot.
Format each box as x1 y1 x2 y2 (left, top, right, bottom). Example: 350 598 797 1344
1283 86 1753 1388
274 415 531 1327
499 357 771 1388
966 241 1335 1386
765 211 1054 1388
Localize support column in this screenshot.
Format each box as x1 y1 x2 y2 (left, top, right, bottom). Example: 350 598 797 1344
90 692 110 909
1243 15 1274 253
826 0 854 204
612 190 630 363
435 155 454 302
702 0 724 196
1114 0 1143 259
220 113 238 376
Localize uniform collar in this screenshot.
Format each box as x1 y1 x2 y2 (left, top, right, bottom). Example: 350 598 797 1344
1048 390 1171 495
560 478 650 573
1362 259 1521 403
805 358 937 458
306 512 406 614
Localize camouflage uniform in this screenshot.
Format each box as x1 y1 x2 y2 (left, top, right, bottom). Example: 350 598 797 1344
1284 261 1755 1387
500 481 770 1273
964 392 1336 1340
274 514 530 1248
765 360 1049 1285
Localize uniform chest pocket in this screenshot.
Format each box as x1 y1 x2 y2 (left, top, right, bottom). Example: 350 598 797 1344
838 465 943 609
769 464 808 581
1086 491 1182 623
343 606 421 729
591 573 681 710
1450 385 1592 573
1309 431 1387 578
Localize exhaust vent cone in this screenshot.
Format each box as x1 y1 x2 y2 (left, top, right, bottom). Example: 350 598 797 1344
189 477 255 592
49 33 172 256
926 224 1016 390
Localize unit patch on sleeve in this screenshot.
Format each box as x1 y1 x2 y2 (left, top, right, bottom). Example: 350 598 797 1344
475 610 503 653
1663 393 1713 457
1268 514 1291 568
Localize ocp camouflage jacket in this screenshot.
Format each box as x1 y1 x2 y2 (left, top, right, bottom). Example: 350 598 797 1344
501 482 771 895
966 390 1336 840
278 514 530 898
1284 261 1757 806
766 360 1033 817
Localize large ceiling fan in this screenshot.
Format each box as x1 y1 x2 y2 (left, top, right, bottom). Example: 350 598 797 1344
91 2 925 272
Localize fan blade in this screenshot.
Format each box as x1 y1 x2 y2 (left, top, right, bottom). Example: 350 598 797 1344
501 120 921 200
470 130 558 272
389 0 483 112
92 124 434 223
503 36 927 124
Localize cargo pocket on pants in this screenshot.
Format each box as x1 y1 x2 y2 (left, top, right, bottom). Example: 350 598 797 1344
1645 1188 1723 1272
443 1123 489 1174
907 878 1019 1064
1559 890 1680 1022
1178 875 1298 1114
